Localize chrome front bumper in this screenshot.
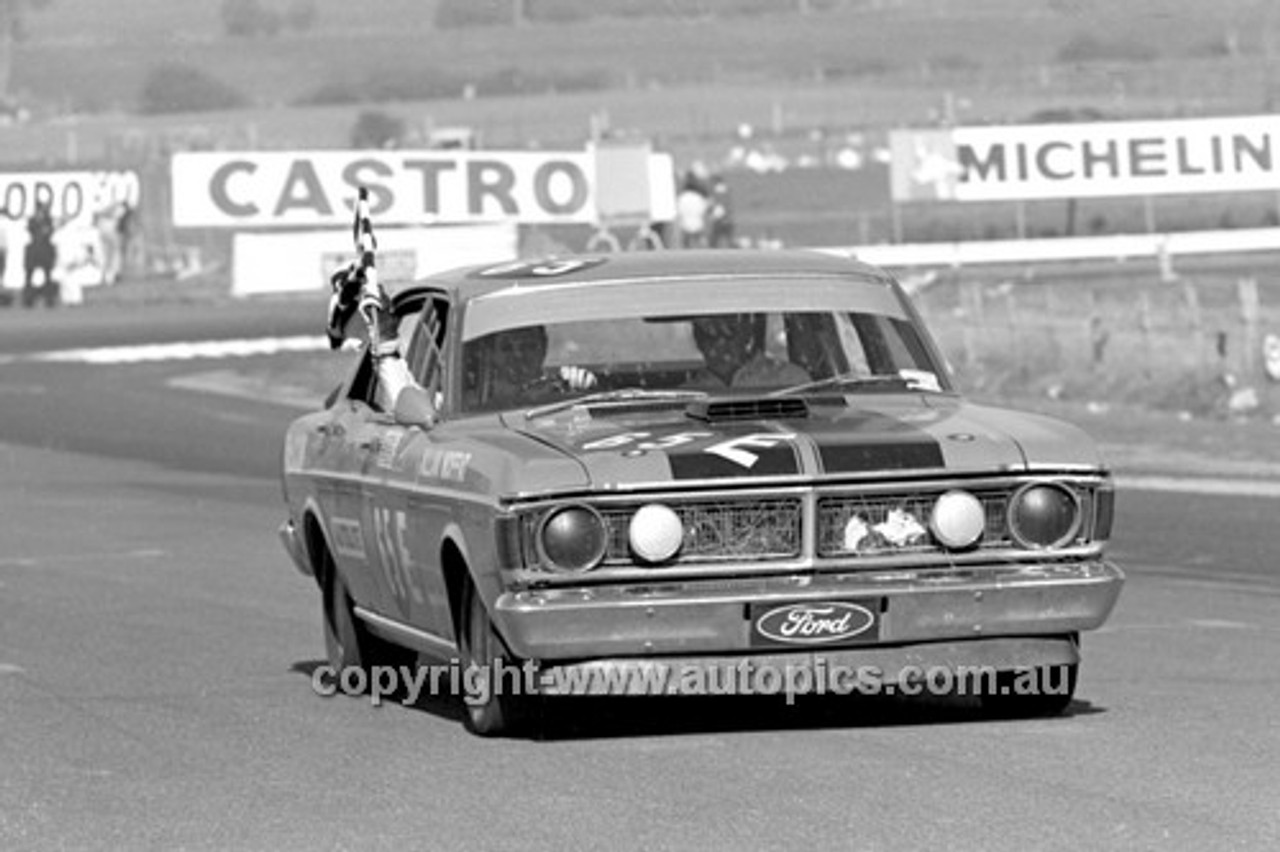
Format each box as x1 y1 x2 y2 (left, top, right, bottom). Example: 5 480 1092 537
494 560 1123 662
278 519 313 577
533 635 1081 697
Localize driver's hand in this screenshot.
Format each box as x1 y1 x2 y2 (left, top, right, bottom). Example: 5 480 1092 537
558 365 598 390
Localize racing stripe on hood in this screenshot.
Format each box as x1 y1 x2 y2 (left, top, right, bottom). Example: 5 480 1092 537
667 427 802 480
535 418 806 483
813 409 944 473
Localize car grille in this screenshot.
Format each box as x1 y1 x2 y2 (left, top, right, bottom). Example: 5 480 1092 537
526 481 1101 572
816 491 1011 557
596 491 1011 566
599 498 803 565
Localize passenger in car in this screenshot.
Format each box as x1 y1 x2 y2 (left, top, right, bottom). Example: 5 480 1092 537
325 260 421 415
687 314 811 389
784 313 843 380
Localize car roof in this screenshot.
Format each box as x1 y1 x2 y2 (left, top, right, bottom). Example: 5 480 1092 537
393 248 895 306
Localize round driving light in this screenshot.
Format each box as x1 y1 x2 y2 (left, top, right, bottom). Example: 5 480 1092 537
929 490 986 550
1008 483 1080 549
539 504 608 572
628 503 684 563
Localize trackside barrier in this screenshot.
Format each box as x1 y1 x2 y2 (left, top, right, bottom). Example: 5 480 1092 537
811 227 1280 271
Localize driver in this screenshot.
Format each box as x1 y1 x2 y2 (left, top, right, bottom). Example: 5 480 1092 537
488 325 555 406
688 314 810 389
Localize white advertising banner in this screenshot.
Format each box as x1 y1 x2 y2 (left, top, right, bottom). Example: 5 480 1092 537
173 150 606 228
0 170 141 291
1 170 141 223
231 223 518 297
890 115 1280 202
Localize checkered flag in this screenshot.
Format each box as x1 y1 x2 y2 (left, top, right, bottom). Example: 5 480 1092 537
325 187 385 349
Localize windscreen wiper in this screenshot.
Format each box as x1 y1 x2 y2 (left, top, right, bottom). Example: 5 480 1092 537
525 388 708 419
769 373 915 397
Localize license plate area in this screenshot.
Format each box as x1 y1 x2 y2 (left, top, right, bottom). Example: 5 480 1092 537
748 598 883 648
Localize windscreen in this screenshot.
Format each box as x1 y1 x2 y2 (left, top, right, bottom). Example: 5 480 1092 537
460 304 947 413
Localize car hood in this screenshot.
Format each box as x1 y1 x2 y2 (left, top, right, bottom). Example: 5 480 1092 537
503 394 1103 488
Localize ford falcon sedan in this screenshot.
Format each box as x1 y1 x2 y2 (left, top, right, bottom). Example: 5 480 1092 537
279 249 1124 736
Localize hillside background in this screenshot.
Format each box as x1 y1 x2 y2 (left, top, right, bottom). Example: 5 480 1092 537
6 1 1278 108
7 0 1280 147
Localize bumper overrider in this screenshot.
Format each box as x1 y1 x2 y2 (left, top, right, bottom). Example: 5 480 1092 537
494 560 1123 693
279 519 313 577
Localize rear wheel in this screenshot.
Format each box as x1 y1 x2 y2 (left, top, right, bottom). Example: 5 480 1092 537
979 664 1078 718
322 556 414 693
458 579 530 736
323 567 366 672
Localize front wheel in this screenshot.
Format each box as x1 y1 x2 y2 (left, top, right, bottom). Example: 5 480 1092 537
458 579 530 736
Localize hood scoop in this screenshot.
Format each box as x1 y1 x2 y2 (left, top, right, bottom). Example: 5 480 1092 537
686 397 810 422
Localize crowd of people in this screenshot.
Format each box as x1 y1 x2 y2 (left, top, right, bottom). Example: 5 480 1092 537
0 195 138 310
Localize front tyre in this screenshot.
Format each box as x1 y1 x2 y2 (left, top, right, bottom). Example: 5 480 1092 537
459 579 530 737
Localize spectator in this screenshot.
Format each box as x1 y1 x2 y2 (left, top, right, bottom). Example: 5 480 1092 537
686 314 811 390
117 201 138 281
23 198 59 308
707 175 735 248
95 202 124 285
676 175 709 249
684 160 712 196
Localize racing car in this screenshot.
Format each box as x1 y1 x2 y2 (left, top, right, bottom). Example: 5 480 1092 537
279 249 1124 735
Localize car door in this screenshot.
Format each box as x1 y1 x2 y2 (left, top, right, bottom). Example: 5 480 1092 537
360 295 457 643
309 352 393 614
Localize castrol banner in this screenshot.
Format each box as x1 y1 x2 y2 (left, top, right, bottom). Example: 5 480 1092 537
172 150 608 228
891 115 1280 202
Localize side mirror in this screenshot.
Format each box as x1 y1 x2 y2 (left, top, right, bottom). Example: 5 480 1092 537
392 386 438 429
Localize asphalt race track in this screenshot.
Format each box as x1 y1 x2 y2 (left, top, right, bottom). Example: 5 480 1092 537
1 302 1278 850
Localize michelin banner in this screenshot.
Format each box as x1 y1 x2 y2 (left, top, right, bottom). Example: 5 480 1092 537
173 149 676 228
890 115 1280 202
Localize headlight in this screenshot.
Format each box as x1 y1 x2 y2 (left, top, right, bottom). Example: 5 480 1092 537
1008 482 1081 549
929 490 986 550
538 504 608 572
628 503 684 563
